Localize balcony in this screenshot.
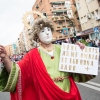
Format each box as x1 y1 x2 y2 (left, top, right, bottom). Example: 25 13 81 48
52 16 72 21
55 25 70 31
51 6 67 13
50 1 65 4
55 26 62 31
52 16 64 21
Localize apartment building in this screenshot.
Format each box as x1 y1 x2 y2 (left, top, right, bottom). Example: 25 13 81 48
16 39 20 54
32 0 81 41
24 26 34 50
5 44 17 56
75 0 100 39
17 32 26 53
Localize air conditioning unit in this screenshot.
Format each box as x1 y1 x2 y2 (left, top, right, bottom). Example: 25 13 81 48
87 13 91 19
95 15 100 20
70 28 74 34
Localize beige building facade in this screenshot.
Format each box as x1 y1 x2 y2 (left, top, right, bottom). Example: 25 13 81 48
17 32 26 53
75 0 100 39
32 0 82 41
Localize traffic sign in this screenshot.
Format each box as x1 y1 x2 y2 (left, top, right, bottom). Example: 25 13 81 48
94 27 99 34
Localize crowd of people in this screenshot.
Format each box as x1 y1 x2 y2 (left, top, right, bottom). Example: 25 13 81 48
54 37 100 51
9 52 26 62
0 52 26 72
79 37 100 52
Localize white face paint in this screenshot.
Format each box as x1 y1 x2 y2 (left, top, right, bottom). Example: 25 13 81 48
38 27 53 44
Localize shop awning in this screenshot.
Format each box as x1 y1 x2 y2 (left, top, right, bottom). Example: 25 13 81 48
76 32 91 36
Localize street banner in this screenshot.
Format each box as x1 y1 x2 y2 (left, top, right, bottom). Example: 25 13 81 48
59 43 99 75
62 28 68 35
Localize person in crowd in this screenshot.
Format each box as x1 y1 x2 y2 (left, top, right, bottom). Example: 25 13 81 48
0 18 96 100
65 38 71 43
86 39 92 47
95 37 99 47
98 39 100 52
92 40 96 47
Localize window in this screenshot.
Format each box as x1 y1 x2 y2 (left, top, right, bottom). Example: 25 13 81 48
77 17 80 21
39 0 42 5
86 0 89 3
76 2 81 10
81 17 84 24
53 5 58 8
65 1 71 9
95 9 99 16
91 12 95 19
56 13 60 16
86 0 92 3
67 10 73 18
81 17 83 24
36 4 39 9
84 15 87 22
95 9 100 20
59 22 62 25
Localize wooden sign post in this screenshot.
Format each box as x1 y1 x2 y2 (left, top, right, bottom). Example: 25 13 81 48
59 43 99 75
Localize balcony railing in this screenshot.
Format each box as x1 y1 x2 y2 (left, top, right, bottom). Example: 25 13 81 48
52 16 65 21
55 25 70 31
52 16 73 21
50 1 65 4
51 6 67 12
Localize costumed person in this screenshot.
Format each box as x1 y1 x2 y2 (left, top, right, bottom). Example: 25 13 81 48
0 18 96 100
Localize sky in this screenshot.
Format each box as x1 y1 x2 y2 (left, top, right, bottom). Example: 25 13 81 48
0 0 36 46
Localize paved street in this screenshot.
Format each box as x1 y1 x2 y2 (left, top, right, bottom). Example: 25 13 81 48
0 92 10 100
77 67 100 100
0 65 100 100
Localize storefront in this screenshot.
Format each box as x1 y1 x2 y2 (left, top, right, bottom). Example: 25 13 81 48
77 25 100 40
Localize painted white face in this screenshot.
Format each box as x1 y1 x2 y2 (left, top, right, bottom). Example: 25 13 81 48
38 27 53 44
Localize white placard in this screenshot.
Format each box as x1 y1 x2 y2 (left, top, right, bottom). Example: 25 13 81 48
59 43 99 75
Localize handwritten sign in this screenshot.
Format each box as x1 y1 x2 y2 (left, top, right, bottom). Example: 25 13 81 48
59 43 99 75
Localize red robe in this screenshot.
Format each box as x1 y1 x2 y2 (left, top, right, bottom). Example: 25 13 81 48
10 48 81 100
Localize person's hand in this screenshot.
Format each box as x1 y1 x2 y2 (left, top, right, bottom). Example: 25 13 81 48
0 45 12 72
0 45 8 59
76 41 85 50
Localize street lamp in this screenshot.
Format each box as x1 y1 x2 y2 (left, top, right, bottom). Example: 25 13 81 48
60 14 77 43
64 15 76 37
